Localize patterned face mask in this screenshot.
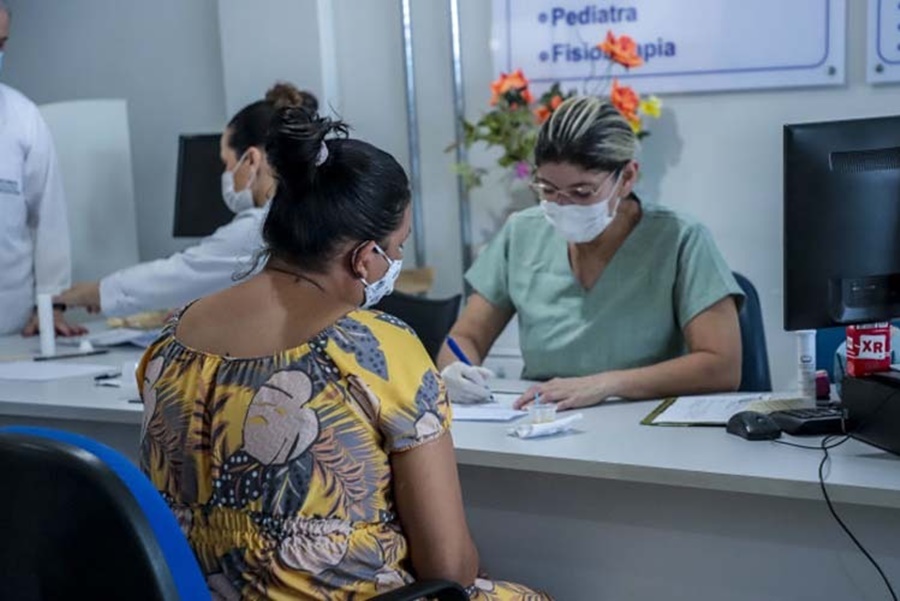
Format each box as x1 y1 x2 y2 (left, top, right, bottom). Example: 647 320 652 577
360 244 402 308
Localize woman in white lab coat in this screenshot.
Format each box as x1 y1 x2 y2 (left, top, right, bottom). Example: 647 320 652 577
57 83 318 317
0 2 85 337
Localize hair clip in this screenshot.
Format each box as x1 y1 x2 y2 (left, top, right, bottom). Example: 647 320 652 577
315 141 329 166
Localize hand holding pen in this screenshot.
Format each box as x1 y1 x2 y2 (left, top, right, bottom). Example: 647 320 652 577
440 336 495 404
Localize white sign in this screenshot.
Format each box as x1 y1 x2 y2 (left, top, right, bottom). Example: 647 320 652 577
492 0 846 95
867 0 900 83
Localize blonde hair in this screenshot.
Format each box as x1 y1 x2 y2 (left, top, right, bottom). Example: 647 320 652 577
535 96 637 171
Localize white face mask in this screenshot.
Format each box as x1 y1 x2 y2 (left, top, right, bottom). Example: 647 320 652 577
221 151 256 214
540 171 623 243
361 244 403 308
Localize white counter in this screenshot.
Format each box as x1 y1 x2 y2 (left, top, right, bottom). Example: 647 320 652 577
1 329 898 599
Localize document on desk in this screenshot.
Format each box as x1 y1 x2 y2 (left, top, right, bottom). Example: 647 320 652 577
452 393 527 422
0 361 115 382
642 393 811 426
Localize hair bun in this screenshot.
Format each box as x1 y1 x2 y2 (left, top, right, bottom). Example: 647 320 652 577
265 82 320 114
266 107 348 194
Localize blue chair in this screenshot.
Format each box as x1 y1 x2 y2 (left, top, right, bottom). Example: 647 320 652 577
733 273 773 392
0 426 210 601
0 427 467 601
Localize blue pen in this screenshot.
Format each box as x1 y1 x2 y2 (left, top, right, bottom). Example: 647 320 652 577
446 336 472 366
446 336 494 401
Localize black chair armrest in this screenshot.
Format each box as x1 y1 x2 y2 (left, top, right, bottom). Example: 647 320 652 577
370 579 469 601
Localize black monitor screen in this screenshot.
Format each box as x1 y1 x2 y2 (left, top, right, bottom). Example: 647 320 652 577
173 134 232 238
784 116 900 331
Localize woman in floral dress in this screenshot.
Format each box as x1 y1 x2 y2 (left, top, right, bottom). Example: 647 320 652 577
139 107 550 600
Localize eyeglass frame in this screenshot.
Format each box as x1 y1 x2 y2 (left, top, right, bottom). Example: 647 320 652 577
529 168 622 204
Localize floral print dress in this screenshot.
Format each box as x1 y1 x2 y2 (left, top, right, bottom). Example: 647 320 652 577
139 309 548 600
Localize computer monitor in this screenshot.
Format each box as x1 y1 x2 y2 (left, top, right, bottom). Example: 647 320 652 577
172 133 233 238
783 116 900 331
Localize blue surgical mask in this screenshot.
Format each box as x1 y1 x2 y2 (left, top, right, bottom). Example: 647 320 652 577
0 51 5 75
361 244 403 308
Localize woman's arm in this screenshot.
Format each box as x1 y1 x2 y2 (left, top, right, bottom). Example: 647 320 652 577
436 294 514 369
515 296 742 410
391 434 479 585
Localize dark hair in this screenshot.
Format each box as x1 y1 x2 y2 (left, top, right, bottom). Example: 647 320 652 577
226 82 319 157
263 107 410 273
534 96 637 172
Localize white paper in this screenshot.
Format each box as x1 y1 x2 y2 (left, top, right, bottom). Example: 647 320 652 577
509 413 584 439
891 364 900 372
650 393 810 425
0 362 115 382
452 404 527 422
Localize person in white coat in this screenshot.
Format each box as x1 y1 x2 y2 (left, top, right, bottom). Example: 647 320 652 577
0 3 85 337
57 83 318 317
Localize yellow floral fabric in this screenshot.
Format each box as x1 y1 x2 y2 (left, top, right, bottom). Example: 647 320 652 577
139 309 548 600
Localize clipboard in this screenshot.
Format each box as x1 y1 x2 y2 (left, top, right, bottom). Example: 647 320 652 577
641 394 812 427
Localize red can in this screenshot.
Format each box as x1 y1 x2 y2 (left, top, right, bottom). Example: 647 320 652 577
845 322 892 377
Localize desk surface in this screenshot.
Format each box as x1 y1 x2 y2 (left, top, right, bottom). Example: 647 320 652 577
1 329 898 510
0 324 144 425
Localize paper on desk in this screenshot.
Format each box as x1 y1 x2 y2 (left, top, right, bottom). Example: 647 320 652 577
509 413 583 439
645 393 811 426
0 361 115 381
452 404 526 422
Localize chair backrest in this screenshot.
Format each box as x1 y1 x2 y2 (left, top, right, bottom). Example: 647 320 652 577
0 427 209 601
374 292 462 361
733 273 772 392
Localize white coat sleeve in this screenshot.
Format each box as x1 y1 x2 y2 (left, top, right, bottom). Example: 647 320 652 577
98 210 265 317
25 109 71 295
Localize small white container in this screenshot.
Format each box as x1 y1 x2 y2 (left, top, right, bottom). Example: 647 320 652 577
528 402 557 424
796 330 817 399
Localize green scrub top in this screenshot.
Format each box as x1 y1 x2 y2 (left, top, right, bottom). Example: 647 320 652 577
465 203 744 381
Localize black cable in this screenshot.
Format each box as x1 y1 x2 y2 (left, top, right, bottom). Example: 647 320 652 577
814 435 898 601
773 437 847 451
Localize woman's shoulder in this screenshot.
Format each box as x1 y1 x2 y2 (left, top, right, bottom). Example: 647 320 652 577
639 203 711 239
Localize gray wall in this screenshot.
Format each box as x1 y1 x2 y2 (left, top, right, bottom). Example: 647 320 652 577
3 0 227 260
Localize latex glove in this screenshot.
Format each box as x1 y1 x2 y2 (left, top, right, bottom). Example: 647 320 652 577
441 361 495 404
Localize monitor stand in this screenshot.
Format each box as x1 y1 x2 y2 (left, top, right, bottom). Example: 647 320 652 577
842 372 900 456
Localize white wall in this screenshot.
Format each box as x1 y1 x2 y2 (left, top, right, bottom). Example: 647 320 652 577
6 1 900 388
3 0 227 261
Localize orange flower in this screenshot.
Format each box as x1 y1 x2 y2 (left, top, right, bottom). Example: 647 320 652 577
550 95 563 109
490 69 532 106
610 79 641 130
598 31 644 69
534 105 552 124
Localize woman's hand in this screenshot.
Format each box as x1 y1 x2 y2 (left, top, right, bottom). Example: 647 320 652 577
514 374 616 411
55 281 102 314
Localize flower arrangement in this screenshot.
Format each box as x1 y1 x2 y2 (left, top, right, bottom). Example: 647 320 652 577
454 31 661 191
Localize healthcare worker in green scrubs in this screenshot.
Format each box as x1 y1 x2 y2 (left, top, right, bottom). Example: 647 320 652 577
437 96 745 410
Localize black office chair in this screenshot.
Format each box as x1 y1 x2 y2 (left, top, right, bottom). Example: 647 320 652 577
0 427 468 601
374 292 463 361
733 272 772 392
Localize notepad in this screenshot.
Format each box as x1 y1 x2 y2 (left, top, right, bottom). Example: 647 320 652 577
0 361 115 382
452 405 527 422
642 393 812 426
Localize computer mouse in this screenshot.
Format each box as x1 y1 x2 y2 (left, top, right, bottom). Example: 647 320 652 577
726 411 782 441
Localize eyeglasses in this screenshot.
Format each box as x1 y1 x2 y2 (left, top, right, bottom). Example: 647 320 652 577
529 171 619 203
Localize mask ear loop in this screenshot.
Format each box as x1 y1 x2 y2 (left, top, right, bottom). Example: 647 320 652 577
233 150 257 194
